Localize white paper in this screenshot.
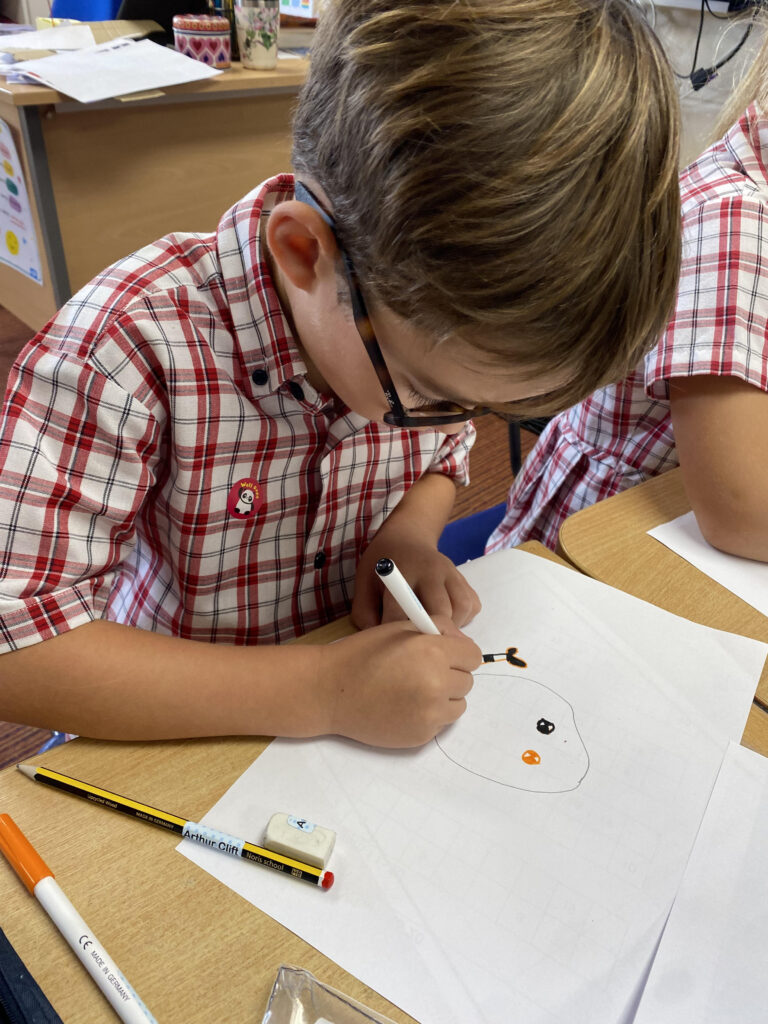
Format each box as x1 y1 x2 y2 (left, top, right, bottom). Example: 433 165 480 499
649 511 768 616
633 741 768 1023
0 118 43 285
0 25 95 51
179 550 767 1024
13 38 221 104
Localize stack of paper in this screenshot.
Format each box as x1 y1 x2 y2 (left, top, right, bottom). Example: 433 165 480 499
634 740 768 1023
0 23 96 53
179 549 768 1024
4 35 221 102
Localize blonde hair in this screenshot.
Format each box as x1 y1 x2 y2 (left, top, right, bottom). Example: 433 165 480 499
292 0 681 417
712 14 768 143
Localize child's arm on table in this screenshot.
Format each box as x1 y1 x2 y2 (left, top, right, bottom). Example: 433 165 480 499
671 375 768 560
351 471 481 630
0 615 480 748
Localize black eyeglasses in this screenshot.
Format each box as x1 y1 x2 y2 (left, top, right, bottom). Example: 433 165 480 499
293 181 487 429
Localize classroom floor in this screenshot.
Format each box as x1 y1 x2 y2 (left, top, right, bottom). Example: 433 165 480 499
0 305 537 769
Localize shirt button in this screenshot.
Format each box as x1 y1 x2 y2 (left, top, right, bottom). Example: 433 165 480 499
287 380 305 402
251 368 269 386
313 551 326 569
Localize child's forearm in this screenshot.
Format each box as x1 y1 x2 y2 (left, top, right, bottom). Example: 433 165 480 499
0 620 334 741
671 375 768 561
0 615 482 748
381 472 458 544
350 472 480 629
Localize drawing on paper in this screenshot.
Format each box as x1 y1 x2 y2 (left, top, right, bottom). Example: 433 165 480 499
481 647 527 668
436 666 590 793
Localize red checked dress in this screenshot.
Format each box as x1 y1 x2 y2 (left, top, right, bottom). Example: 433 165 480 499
487 104 768 553
0 175 473 652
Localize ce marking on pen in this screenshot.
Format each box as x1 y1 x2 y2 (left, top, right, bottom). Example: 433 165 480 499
79 934 93 952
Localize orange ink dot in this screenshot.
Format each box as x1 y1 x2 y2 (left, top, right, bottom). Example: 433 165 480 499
522 750 540 765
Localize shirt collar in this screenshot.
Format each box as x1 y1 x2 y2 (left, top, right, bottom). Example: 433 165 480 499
218 173 313 397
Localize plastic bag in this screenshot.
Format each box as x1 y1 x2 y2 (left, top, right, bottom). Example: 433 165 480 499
261 965 399 1024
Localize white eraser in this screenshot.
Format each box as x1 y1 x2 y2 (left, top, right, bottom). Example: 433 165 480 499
263 812 336 869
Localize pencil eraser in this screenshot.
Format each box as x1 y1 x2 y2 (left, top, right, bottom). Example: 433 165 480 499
263 813 336 869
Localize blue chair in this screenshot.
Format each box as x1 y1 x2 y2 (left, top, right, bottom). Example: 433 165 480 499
437 502 506 566
50 0 122 19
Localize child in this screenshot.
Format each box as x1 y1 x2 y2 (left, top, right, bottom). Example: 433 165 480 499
0 0 680 747
487 33 768 562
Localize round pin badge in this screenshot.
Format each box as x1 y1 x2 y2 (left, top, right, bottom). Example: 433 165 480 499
227 478 263 519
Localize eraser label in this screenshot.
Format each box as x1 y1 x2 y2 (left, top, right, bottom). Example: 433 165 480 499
287 816 316 834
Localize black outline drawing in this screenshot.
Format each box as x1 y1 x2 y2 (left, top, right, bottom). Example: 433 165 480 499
436 672 590 793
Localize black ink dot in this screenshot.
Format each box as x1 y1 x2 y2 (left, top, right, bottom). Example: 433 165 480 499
536 718 555 735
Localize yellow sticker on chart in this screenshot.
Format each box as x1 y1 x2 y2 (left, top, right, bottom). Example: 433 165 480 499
0 115 43 285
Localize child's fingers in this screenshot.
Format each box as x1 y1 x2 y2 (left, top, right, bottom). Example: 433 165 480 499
443 697 468 726
448 666 475 699
445 574 481 626
416 578 454 621
430 626 482 672
419 573 481 627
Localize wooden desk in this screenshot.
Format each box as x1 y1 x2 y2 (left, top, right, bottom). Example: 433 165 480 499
2 539 766 1023
0 542 553 1022
559 467 768 713
0 61 308 333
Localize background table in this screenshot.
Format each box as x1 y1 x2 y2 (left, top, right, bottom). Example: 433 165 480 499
0 541 544 1022
559 467 768 712
0 60 307 332
1 539 766 1023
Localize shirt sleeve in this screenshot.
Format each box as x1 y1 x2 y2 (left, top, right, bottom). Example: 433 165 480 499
426 420 476 487
0 338 165 654
645 193 768 399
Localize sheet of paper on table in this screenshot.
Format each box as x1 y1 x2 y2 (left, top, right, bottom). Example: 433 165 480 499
0 24 95 51
12 37 220 103
179 550 768 1024
633 740 768 1023
649 511 768 617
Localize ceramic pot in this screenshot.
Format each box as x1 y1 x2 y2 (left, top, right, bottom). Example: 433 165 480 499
235 0 279 70
172 13 232 69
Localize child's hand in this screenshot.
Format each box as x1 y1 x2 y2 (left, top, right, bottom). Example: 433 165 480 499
351 538 481 630
317 618 481 747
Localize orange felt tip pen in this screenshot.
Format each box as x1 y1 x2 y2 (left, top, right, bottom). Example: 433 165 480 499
0 814 157 1023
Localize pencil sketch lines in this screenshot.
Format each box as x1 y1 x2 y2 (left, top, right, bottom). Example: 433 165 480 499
436 670 590 793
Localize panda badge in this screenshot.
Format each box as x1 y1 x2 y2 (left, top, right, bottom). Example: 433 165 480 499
227 478 263 520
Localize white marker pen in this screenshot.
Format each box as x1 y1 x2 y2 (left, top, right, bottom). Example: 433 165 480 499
374 557 441 635
0 814 157 1024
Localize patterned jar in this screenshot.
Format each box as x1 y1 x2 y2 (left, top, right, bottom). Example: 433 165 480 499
172 14 232 69
235 0 280 70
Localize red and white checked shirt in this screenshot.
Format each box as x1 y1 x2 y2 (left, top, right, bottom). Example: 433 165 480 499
0 175 473 653
488 104 768 552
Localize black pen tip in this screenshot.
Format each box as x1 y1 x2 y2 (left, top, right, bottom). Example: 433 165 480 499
375 557 394 577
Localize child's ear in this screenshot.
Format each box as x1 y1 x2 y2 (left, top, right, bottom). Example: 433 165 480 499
266 201 337 292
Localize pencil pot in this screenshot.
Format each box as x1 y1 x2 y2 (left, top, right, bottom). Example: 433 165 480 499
172 13 232 68
235 0 280 69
